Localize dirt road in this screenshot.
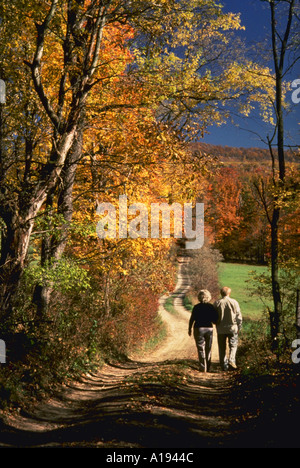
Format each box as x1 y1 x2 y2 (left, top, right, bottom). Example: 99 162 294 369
0 260 245 448
132 259 219 364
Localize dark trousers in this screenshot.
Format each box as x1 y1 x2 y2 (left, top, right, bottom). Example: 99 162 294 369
194 327 213 372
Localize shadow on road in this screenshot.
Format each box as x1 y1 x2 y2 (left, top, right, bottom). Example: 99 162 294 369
0 358 244 448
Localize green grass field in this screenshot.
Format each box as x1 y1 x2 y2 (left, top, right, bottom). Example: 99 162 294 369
218 262 271 320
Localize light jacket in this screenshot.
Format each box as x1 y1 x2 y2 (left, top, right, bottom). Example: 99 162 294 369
214 296 242 335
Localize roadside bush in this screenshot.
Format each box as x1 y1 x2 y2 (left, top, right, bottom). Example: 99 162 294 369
238 259 300 376
0 283 105 409
238 315 273 374
187 243 223 300
248 261 300 358
0 250 174 408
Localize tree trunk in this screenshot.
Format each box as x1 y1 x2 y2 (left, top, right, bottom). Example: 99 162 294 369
266 0 296 350
33 126 84 317
270 206 282 342
0 129 77 320
0 1 110 321
0 212 34 322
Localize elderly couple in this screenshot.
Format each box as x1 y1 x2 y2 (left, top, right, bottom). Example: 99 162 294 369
188 287 242 372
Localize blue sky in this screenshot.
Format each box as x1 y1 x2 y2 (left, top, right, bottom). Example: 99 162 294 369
201 0 300 149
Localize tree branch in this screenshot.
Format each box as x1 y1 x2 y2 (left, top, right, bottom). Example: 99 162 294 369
25 0 60 130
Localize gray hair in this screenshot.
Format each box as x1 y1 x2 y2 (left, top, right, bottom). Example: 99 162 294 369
198 289 212 303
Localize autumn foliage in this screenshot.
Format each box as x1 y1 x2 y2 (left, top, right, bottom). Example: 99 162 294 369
201 155 299 266
0 0 290 405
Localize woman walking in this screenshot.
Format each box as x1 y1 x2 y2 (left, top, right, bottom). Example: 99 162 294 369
188 290 218 372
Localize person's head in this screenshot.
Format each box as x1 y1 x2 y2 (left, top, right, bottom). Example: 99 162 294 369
220 287 231 298
198 289 212 303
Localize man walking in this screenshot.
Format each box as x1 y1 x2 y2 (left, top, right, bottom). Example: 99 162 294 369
214 287 242 371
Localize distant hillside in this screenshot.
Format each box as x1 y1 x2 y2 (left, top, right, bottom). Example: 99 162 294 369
190 142 299 164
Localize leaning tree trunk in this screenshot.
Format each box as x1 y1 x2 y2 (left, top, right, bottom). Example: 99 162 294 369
0 0 111 321
0 130 77 321
33 126 84 317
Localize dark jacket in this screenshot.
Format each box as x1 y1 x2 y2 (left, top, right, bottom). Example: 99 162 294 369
189 302 219 333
